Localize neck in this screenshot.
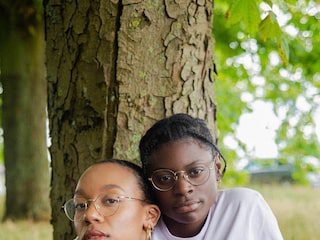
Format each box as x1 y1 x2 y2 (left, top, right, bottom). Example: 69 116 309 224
162 215 208 238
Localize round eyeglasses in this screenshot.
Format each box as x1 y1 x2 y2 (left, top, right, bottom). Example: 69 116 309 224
62 192 145 222
148 161 215 192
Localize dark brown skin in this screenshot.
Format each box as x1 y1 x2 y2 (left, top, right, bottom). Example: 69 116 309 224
148 138 222 237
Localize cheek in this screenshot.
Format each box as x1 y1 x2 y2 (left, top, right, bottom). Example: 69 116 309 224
110 206 145 237
74 221 85 237
153 191 173 209
203 178 218 202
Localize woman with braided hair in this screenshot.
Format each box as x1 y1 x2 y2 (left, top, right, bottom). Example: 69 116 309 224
139 113 283 240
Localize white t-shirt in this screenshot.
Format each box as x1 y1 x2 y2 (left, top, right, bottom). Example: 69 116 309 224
152 188 283 240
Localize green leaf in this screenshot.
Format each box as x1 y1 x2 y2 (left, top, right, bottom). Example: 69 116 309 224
286 0 299 4
264 0 273 7
259 12 282 42
225 0 261 36
278 36 289 65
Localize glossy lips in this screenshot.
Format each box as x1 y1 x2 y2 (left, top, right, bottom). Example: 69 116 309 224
83 230 108 240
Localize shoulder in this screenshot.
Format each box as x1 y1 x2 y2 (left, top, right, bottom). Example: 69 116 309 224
216 187 270 211
219 187 263 202
212 188 283 240
217 187 277 221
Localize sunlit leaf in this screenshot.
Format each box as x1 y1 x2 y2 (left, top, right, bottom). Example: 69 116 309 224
259 12 282 42
264 0 273 7
225 0 261 35
278 37 290 65
286 0 299 4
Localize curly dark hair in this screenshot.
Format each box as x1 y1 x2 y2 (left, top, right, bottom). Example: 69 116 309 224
139 113 227 175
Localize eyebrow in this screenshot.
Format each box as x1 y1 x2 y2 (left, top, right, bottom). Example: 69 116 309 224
154 159 208 171
100 184 125 192
74 184 125 197
185 160 207 167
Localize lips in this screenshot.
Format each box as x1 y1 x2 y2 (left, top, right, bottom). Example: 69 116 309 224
173 200 201 213
83 230 108 240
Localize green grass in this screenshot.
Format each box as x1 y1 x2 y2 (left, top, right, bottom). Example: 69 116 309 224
0 196 53 240
251 184 320 240
0 220 52 240
0 185 319 240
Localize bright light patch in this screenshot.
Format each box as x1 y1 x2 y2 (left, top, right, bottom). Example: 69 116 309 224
241 92 254 103
269 51 280 66
236 101 280 158
224 134 239 150
314 107 320 142
285 24 299 37
296 95 311 112
251 76 266 86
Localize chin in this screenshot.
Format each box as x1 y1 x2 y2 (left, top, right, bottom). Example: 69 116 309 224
168 210 206 225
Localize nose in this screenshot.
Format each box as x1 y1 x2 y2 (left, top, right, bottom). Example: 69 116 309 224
83 202 104 223
173 173 193 196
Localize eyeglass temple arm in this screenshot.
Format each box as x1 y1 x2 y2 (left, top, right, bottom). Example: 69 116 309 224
213 149 227 176
190 132 227 175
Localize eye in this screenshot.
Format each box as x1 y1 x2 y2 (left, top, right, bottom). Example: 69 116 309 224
188 166 205 178
74 202 87 211
154 172 174 184
101 196 119 207
159 174 173 183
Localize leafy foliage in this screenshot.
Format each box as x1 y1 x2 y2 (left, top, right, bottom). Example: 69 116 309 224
214 0 320 184
226 0 261 35
259 12 282 42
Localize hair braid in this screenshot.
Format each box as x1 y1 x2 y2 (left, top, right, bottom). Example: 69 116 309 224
139 113 227 175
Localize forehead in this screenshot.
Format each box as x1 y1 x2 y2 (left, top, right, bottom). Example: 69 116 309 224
149 138 212 171
76 163 141 196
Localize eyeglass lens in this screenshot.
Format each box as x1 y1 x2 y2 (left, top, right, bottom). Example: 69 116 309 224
150 162 212 191
64 193 121 221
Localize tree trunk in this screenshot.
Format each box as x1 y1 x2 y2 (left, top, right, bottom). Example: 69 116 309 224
44 0 216 238
0 1 50 220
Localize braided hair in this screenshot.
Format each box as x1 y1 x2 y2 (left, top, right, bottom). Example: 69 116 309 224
139 113 227 175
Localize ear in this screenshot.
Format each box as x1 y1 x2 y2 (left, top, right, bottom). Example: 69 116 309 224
143 204 161 229
214 155 223 180
215 159 222 170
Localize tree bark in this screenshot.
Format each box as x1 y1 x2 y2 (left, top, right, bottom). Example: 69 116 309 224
44 0 216 238
0 0 50 220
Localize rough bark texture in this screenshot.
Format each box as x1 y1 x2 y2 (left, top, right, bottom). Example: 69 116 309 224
0 1 50 220
45 0 120 238
45 0 216 238
114 0 216 161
